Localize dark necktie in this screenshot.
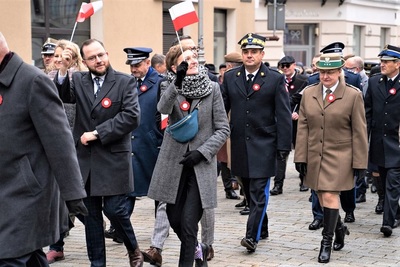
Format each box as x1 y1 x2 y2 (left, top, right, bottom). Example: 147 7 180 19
94 77 101 98
324 88 332 104
387 79 394 92
137 78 143 89
246 74 254 93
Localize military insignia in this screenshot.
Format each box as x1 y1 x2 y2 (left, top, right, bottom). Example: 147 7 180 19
380 78 383 82
236 71 241 77
327 94 336 103
389 88 397 95
0 95 2 105
102 98 112 108
253 84 260 91
260 72 265 77
140 85 148 92
180 101 190 111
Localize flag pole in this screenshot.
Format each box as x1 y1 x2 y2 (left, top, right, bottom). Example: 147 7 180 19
70 22 78 42
175 31 184 55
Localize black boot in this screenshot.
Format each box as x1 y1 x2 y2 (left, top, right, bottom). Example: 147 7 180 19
333 215 350 251
374 175 385 214
318 208 338 264
271 151 288 195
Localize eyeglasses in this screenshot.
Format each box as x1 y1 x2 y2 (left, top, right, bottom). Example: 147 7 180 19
279 63 292 69
319 69 339 75
85 53 106 63
189 46 199 53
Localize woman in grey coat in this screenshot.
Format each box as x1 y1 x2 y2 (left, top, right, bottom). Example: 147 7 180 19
148 45 229 267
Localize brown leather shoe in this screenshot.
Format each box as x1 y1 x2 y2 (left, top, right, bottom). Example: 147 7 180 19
128 248 144 267
141 247 162 267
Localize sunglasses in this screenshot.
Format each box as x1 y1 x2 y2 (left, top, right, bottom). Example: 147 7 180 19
279 63 292 68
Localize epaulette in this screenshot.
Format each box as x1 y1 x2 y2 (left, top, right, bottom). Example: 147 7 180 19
309 72 318 77
345 83 361 92
298 82 318 94
225 65 240 75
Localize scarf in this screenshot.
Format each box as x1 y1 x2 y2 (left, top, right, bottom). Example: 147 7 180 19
166 65 213 99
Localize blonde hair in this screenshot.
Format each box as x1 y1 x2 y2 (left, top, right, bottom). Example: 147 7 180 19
54 39 86 71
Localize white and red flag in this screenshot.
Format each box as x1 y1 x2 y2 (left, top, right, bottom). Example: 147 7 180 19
76 1 103 22
169 1 199 31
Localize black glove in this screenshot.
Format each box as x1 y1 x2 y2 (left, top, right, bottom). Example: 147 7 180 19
179 150 205 167
354 168 366 179
295 163 307 177
66 199 88 216
175 61 188 88
277 150 290 160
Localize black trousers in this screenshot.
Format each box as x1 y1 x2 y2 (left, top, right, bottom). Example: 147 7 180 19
167 166 203 267
0 249 48 267
241 177 270 242
378 166 400 227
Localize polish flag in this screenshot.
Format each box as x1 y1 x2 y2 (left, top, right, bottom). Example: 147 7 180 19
76 1 103 23
169 1 199 31
161 114 169 130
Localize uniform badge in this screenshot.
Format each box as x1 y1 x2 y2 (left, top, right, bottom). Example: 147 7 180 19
180 101 190 111
102 98 112 108
327 94 336 103
0 95 2 105
260 72 265 77
252 84 260 91
140 85 148 92
389 88 397 95
236 71 241 77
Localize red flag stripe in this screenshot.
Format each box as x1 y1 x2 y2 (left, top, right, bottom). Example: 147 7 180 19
172 11 198 31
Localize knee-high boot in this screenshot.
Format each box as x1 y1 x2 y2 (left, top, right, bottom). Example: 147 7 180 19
318 207 338 263
374 175 385 214
333 215 350 251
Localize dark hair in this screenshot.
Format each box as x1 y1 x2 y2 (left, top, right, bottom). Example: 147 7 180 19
80 39 105 59
171 35 192 47
165 45 183 72
151 53 166 68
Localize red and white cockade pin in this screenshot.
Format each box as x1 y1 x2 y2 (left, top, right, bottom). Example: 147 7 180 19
180 101 190 111
140 85 148 92
389 88 397 95
0 95 2 105
327 94 336 103
102 98 112 108
252 84 260 91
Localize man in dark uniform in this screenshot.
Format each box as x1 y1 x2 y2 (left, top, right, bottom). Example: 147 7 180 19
307 42 362 231
270 55 309 195
222 33 292 253
365 44 400 237
105 48 165 248
41 38 56 74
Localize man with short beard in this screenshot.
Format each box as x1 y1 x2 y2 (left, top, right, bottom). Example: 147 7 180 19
55 39 143 267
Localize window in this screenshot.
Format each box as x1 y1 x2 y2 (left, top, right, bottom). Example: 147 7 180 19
380 27 390 49
353 25 363 56
31 0 90 67
163 2 183 54
214 9 227 68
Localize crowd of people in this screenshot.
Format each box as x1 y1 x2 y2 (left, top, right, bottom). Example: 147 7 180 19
1 29 400 267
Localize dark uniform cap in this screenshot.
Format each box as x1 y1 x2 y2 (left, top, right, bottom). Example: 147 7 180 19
320 42 345 55
278 55 295 65
238 33 266 49
378 44 400 61
41 42 56 55
123 47 153 65
224 52 242 63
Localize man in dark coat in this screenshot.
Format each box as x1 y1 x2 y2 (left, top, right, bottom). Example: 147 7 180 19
0 32 87 266
55 39 143 266
222 33 292 253
270 55 309 195
365 44 400 237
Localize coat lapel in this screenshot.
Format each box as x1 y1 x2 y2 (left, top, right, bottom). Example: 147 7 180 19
93 69 116 108
234 66 248 97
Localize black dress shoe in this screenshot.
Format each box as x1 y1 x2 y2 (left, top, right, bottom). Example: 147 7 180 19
309 218 323 230
225 189 240 200
299 184 309 192
235 199 246 208
355 193 366 203
375 199 384 214
380 225 393 237
270 185 283 195
195 243 209 267
240 237 257 253
240 206 250 215
344 212 355 223
260 229 269 239
393 219 400 229
371 184 377 193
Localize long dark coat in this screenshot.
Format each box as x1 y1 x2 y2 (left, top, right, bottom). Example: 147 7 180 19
129 67 164 197
365 74 400 168
0 54 86 258
56 67 140 196
148 80 230 209
221 64 292 178
294 77 368 191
